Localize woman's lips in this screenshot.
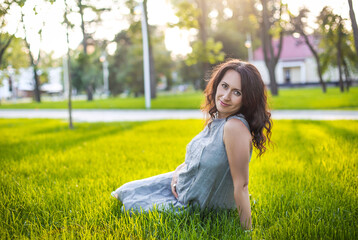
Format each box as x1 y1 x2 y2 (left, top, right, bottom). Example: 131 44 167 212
219 100 230 107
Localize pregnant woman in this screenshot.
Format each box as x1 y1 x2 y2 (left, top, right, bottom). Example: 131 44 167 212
112 59 272 230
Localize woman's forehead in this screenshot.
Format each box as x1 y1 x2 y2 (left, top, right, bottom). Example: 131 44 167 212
220 70 241 88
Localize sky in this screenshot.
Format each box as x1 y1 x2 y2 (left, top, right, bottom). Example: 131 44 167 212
3 0 358 59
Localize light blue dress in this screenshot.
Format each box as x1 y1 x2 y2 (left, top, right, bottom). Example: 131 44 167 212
111 114 251 212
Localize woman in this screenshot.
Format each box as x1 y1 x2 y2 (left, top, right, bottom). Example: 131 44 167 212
112 59 272 230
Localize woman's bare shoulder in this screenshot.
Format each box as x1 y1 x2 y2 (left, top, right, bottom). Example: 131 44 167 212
224 118 250 137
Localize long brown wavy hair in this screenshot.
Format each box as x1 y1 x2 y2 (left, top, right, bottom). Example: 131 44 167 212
201 59 272 156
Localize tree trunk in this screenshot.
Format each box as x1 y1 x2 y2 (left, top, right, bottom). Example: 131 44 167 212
165 73 173 91
260 0 282 96
268 64 278 95
314 55 327 93
33 66 41 102
337 23 344 93
336 53 344 92
21 12 41 102
86 85 93 101
348 0 358 57
342 59 350 91
78 0 87 55
197 0 209 90
0 35 13 67
302 35 326 93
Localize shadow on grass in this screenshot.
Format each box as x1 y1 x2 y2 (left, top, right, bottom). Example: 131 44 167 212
308 120 358 141
0 120 147 163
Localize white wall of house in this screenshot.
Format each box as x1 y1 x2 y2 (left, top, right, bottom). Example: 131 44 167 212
251 61 270 84
0 76 12 99
41 67 63 93
304 58 316 82
252 58 354 85
0 67 63 100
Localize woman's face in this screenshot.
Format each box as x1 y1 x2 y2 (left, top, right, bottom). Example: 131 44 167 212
215 70 243 119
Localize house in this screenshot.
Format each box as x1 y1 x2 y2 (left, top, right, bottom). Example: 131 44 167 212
251 35 347 85
0 67 63 100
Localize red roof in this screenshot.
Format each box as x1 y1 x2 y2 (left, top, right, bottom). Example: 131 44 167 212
253 35 315 61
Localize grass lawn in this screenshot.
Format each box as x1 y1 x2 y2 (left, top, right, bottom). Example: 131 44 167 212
1 86 358 110
0 119 357 239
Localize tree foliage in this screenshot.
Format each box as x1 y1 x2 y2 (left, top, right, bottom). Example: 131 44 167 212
317 6 357 92
70 49 102 99
71 0 109 100
289 8 327 93
0 36 28 70
211 0 259 60
171 0 226 90
109 17 173 97
109 25 144 97
0 0 19 67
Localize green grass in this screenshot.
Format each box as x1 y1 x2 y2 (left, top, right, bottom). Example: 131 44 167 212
1 86 358 110
0 119 357 239
268 86 358 110
0 92 204 110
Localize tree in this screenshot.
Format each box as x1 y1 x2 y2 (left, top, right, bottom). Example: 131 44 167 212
289 8 326 93
212 0 260 60
152 31 175 91
71 49 102 100
75 0 109 100
0 0 16 67
0 36 28 70
171 0 225 90
259 0 286 96
348 0 358 57
0 36 28 104
108 0 173 97
109 16 173 97
20 6 44 102
318 7 357 92
109 21 146 97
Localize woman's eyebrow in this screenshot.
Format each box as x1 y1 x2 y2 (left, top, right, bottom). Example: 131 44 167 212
222 81 241 91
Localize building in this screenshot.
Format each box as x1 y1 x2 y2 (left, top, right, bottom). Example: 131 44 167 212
251 35 350 86
0 67 63 100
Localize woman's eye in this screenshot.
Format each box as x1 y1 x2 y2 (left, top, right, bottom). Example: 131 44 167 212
221 83 228 89
234 91 241 96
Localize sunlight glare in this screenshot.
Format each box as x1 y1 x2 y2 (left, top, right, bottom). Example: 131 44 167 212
164 27 192 57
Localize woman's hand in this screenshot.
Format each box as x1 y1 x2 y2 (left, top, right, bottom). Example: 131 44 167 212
171 163 186 199
171 173 178 199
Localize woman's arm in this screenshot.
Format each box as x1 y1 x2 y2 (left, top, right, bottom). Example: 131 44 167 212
224 118 252 230
171 162 186 198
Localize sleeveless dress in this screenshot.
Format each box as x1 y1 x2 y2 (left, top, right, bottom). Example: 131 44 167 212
111 114 251 212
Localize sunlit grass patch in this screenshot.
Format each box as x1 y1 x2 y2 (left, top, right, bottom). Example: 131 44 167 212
0 119 357 239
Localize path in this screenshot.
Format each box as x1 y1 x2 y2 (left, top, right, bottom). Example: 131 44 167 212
1 109 358 122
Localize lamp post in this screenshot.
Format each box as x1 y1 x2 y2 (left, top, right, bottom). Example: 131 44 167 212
99 51 109 97
245 33 253 62
138 0 151 109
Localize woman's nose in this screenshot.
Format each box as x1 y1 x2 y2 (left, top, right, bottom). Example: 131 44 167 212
223 91 230 100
